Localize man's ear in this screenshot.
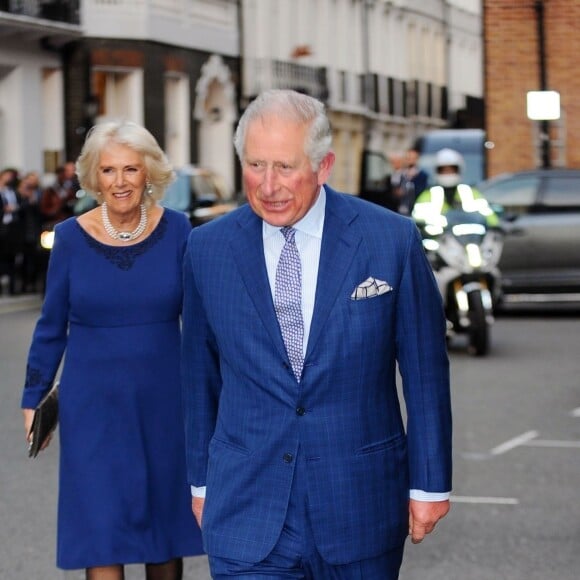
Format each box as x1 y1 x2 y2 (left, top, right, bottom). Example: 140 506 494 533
317 151 336 185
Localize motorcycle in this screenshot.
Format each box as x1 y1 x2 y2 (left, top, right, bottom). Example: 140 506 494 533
418 208 504 356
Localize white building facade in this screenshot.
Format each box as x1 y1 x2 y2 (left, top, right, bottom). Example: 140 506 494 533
0 0 240 196
79 0 239 195
241 0 483 193
0 6 81 174
0 0 482 197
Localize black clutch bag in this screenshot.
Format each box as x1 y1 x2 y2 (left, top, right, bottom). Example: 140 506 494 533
28 381 59 458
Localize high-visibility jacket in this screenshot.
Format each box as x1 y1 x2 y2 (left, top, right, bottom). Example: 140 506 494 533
412 184 499 228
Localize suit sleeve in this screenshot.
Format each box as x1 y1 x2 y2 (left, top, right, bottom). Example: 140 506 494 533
395 224 452 493
181 231 222 487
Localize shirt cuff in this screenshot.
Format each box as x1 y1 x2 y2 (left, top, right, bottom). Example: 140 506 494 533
191 485 206 498
409 489 450 501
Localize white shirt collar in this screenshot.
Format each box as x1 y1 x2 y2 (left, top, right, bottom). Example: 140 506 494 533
263 186 326 240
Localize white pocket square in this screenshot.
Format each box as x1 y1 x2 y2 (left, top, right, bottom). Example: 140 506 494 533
350 277 393 300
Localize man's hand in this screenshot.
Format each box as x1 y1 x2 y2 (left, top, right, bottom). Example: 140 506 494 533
408 499 450 544
192 496 205 528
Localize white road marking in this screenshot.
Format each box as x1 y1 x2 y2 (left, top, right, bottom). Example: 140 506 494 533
523 439 580 449
571 407 580 418
490 430 539 455
0 296 42 315
451 495 519 505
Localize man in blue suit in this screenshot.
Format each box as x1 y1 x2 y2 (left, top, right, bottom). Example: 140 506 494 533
181 89 452 579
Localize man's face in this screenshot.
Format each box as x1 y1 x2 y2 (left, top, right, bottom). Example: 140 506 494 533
406 150 419 167
242 116 334 227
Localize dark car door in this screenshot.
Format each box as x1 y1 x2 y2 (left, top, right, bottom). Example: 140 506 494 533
482 171 580 293
530 174 580 288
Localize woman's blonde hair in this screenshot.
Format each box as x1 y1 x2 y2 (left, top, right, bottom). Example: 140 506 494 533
76 120 174 206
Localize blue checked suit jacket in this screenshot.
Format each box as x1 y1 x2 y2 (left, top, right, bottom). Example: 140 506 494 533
181 186 452 565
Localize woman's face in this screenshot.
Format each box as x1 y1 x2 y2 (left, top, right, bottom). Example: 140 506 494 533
97 143 147 215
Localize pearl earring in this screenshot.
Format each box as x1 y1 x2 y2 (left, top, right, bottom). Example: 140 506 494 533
146 181 153 196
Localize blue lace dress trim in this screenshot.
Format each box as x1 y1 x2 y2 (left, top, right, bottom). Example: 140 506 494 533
24 364 53 390
78 214 168 270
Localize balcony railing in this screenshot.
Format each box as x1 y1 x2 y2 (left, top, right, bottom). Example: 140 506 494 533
245 58 328 103
0 0 80 25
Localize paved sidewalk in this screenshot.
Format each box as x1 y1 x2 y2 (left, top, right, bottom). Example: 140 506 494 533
0 293 43 315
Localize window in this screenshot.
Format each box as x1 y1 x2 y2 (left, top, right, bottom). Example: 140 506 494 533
542 176 580 207
480 175 539 213
92 68 144 125
164 73 190 168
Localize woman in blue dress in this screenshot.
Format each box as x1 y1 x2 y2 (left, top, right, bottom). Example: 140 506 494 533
21 121 203 579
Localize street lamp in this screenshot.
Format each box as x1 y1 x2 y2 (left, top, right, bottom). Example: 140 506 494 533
526 90 560 169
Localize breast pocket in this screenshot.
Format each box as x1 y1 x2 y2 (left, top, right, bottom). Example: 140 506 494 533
348 285 395 325
343 290 395 353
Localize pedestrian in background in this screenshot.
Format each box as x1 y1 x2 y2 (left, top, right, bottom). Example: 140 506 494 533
0 167 21 295
21 120 202 579
181 89 452 579
385 151 406 212
398 146 429 215
16 171 43 293
39 163 78 227
413 147 498 228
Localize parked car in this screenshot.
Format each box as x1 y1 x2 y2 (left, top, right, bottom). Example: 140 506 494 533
477 168 580 307
160 165 238 227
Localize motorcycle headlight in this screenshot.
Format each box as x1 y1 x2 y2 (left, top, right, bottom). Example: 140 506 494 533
422 238 440 252
437 235 472 271
40 230 55 250
465 243 482 268
452 223 486 237
424 224 444 237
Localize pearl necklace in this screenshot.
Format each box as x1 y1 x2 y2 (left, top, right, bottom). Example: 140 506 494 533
101 202 148 242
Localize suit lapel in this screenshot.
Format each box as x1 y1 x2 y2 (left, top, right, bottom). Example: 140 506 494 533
306 191 362 359
230 209 288 361
229 192 363 368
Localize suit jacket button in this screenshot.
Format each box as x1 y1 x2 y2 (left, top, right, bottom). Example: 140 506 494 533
296 407 306 416
283 453 293 463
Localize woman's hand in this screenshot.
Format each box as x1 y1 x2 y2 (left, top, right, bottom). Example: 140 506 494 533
22 408 35 442
22 408 54 452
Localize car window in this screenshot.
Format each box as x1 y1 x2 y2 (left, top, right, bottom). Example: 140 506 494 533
191 174 220 203
161 174 190 212
479 175 539 213
541 176 580 207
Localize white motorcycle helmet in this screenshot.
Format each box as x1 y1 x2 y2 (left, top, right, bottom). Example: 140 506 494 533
435 148 463 188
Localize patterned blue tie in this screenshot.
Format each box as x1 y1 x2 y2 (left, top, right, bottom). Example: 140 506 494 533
275 227 304 382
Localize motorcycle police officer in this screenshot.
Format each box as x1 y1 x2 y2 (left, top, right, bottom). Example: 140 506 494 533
411 147 503 356
412 148 499 229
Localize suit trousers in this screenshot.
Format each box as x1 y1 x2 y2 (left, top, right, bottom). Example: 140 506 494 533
208 449 405 579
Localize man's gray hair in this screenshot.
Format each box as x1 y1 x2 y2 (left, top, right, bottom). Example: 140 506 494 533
233 90 332 171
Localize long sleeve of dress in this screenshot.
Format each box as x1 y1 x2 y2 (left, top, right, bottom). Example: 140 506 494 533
21 221 71 408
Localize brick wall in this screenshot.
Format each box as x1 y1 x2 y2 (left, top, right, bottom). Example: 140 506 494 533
484 0 580 176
